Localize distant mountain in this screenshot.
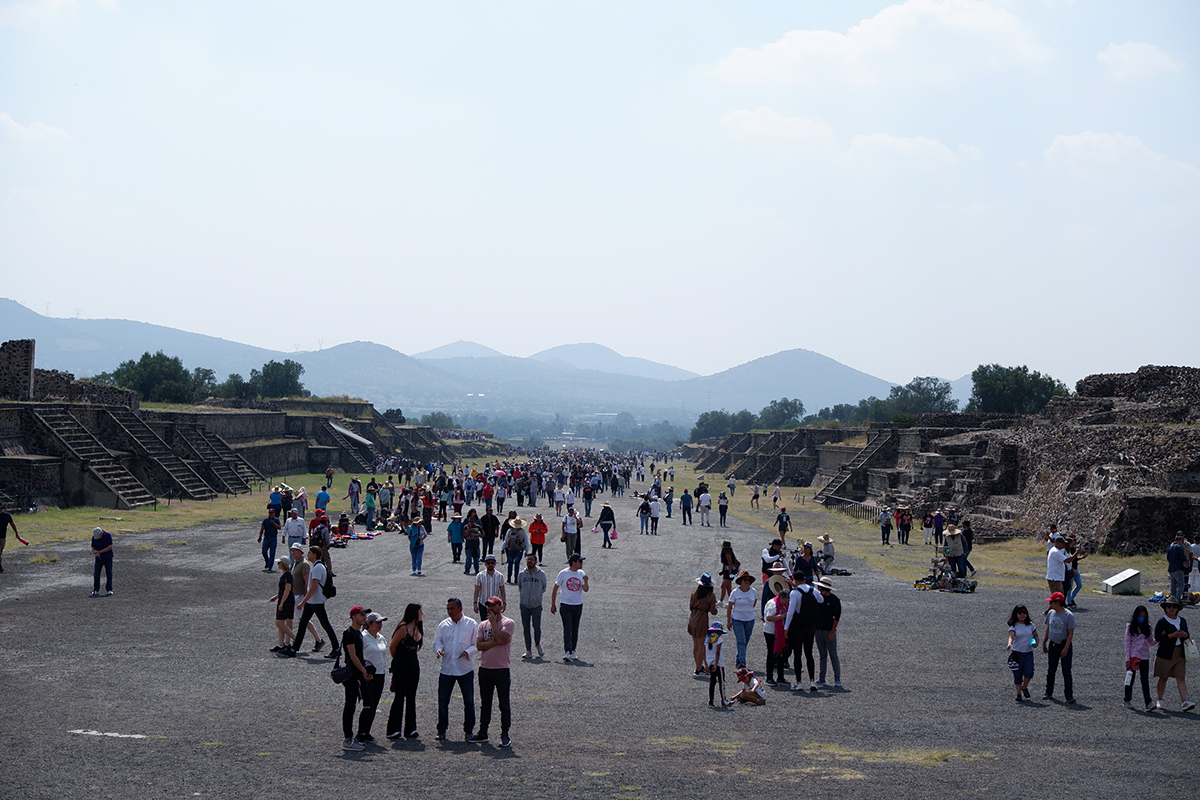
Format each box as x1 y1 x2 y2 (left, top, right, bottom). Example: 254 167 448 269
667 349 895 416
530 343 698 382
413 340 508 359
948 374 973 408
0 299 900 423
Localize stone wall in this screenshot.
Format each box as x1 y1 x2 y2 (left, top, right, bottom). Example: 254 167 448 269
817 445 859 472
141 409 287 442
233 439 310 476
915 412 1018 429
0 339 35 401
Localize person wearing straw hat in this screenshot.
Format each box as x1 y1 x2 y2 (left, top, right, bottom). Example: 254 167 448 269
597 501 616 548
1153 596 1195 712
817 534 835 574
726 572 758 670
813 576 842 688
785 570 826 692
503 518 528 584
762 567 792 686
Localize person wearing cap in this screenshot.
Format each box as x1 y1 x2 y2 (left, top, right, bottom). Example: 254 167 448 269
356 611 390 743
517 554 547 659
433 597 479 741
775 507 792 547
282 546 341 659
527 513 548 563
90 526 114 597
726 572 758 670
338 606 371 751
1167 533 1192 603
1045 534 1071 596
1153 597 1195 712
288 542 325 652
469 596 515 747
474 554 506 621
268 556 297 653
813 576 842 688
551 553 589 662
705 621 732 706
562 507 582 559
689 573 719 674
503 518 528 584
1041 591 1076 703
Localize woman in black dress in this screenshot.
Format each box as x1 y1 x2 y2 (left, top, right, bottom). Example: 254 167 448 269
386 603 424 739
268 557 295 652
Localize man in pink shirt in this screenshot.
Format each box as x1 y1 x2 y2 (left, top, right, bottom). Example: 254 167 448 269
469 595 515 747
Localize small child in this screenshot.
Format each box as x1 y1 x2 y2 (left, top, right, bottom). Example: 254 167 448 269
730 668 766 705
706 622 733 706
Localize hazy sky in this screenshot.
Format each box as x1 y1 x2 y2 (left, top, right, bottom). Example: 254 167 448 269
2 1 1196 385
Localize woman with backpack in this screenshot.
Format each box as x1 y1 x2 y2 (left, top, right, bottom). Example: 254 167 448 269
504 518 528 584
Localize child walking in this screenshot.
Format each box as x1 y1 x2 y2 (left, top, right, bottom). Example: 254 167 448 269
706 622 732 706
1006 605 1038 702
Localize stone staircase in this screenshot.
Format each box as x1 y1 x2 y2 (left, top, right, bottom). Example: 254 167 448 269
32 407 157 509
174 425 254 494
318 419 374 473
103 408 217 500
814 430 894 505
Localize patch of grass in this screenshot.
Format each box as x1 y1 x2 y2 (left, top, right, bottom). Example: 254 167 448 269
134 544 155 551
801 742 992 766
200 741 222 746
166 540 188 546
29 554 58 563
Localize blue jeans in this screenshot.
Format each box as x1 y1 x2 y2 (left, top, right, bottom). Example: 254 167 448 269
464 544 480 574
93 555 113 592
1170 570 1187 601
1046 641 1073 699
437 671 476 736
350 495 360 515
639 515 649 533
410 544 424 573
583 498 592 516
365 508 375 530
600 522 612 546
730 618 754 667
261 535 277 568
665 500 672 518
949 555 967 578
1066 571 1082 605
506 551 522 582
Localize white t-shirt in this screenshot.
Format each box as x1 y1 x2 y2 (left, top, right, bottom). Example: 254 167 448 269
728 587 758 622
1009 622 1036 653
362 630 389 672
555 568 586 605
649 500 661 518
699 493 712 509
308 562 328 604
562 515 580 535
745 676 765 699
1046 547 1069 581
705 633 724 666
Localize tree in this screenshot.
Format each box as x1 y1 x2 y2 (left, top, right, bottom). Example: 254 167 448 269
419 411 456 429
886 376 958 416
191 367 217 400
381 408 406 424
258 359 309 398
757 397 806 429
729 409 757 433
98 350 206 403
689 410 733 442
965 364 1069 414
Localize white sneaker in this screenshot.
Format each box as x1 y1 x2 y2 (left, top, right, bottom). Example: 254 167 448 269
1156 699 1164 710
1182 701 1196 713
342 738 364 751
570 651 578 660
522 651 532 659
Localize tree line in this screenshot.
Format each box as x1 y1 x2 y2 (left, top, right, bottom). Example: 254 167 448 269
92 351 311 403
689 364 1069 441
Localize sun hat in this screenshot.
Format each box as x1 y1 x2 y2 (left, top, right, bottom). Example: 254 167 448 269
696 572 713 586
1162 596 1184 609
707 621 725 633
767 562 788 573
510 518 527 529
817 534 832 544
288 542 305 552
735 571 756 584
736 667 754 681
817 576 834 590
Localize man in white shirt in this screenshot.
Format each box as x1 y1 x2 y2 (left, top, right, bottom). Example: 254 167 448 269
282 508 306 553
562 508 582 560
551 553 589 662
433 597 479 742
649 497 662 535
698 491 713 527
1046 535 1070 595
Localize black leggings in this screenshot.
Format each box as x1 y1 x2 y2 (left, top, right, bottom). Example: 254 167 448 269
763 633 789 683
387 662 420 737
708 666 726 704
343 676 362 739
789 625 816 680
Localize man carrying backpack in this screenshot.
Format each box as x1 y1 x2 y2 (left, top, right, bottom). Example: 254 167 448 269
282 545 340 659
504 518 528 584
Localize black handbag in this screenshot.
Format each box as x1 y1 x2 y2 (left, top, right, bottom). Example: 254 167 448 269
330 653 351 684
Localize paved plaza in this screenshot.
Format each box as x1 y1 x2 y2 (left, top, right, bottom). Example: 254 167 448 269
0 486 1191 799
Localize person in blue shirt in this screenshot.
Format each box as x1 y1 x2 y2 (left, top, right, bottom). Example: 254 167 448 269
315 487 331 512
90 527 114 596
447 513 465 564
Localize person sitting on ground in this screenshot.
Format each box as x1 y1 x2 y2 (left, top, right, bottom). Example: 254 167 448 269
730 667 766 705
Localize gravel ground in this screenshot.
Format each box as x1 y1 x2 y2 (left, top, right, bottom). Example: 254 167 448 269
0 485 1192 799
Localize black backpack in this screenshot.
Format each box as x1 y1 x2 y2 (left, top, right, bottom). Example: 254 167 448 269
322 567 337 599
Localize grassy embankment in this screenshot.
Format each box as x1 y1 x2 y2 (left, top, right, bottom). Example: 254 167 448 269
668 462 1166 597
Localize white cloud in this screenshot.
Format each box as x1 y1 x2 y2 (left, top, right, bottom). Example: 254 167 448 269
713 0 1048 86
1043 131 1200 183
0 112 71 142
1097 42 1182 81
719 107 836 148
842 132 960 166
957 143 983 161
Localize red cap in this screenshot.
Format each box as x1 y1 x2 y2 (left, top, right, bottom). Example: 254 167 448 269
1045 591 1066 603
349 605 368 617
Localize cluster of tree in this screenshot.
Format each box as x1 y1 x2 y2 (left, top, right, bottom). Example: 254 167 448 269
93 351 310 403
418 410 686 452
964 364 1069 414
381 408 407 424
418 411 457 429
806 376 958 427
688 397 806 442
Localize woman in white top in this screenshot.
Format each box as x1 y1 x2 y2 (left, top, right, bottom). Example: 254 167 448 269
357 612 391 742
726 572 759 670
